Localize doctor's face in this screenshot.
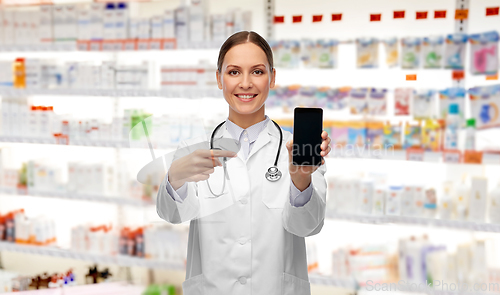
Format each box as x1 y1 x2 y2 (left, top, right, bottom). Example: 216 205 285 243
217 42 276 116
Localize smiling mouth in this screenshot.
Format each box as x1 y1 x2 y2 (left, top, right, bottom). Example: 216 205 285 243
235 94 258 99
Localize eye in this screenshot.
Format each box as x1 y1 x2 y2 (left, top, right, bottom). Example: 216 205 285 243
228 70 239 76
253 69 264 75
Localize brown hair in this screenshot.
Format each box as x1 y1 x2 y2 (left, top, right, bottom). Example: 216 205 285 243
217 31 274 73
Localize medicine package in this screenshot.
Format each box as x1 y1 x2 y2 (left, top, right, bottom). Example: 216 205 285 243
401 37 421 69
367 88 387 115
438 87 465 119
382 38 398 68
349 88 368 114
356 38 379 68
469 31 499 75
444 33 467 70
468 84 500 129
422 36 443 69
394 88 414 116
413 89 436 120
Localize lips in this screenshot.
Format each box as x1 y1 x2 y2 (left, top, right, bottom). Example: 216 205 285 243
235 94 258 102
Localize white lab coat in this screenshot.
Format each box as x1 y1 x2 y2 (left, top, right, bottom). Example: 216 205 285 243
156 120 327 295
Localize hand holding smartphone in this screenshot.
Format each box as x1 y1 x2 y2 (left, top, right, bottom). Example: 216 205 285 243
292 107 323 166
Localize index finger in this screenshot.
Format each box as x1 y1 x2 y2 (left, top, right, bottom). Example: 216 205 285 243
204 149 238 158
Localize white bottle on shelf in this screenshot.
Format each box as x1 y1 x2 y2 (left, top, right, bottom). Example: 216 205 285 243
489 181 500 224
464 118 476 151
444 103 460 150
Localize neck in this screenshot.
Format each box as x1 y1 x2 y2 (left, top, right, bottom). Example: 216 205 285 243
228 106 266 129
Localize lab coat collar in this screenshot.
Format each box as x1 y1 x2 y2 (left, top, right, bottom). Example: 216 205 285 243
213 116 281 163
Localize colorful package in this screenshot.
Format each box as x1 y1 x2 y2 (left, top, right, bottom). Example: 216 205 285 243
267 86 278 107
296 86 316 107
404 121 422 149
301 39 316 68
438 88 465 119
422 36 444 68
468 85 500 129
347 121 366 147
401 37 421 69
444 33 468 69
382 37 398 67
394 88 414 116
383 122 402 150
421 119 441 151
413 89 436 120
469 31 499 75
368 88 387 115
326 87 350 110
349 88 368 114
366 121 384 146
331 121 348 147
316 39 339 68
276 40 301 68
315 87 329 108
356 38 379 68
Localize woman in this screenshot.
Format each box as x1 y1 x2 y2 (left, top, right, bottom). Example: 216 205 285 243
157 31 331 295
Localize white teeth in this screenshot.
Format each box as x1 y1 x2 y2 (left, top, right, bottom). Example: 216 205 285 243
237 95 254 99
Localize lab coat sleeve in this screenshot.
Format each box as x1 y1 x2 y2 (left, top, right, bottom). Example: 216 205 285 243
289 182 313 207
156 141 200 224
282 161 327 237
165 172 188 203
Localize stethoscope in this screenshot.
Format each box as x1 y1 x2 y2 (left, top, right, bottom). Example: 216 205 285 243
206 119 283 197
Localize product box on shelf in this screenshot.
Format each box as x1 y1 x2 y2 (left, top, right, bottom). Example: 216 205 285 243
89 3 104 40
103 3 116 40
468 177 487 223
150 15 163 39
162 10 175 39
77 6 91 41
64 5 78 40
39 5 54 42
189 0 205 43
115 3 128 40
175 6 189 44
52 5 65 40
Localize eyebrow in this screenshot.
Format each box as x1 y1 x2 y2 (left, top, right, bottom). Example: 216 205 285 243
227 64 266 69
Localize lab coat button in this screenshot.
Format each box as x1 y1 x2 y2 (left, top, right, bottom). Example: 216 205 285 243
240 198 248 204
238 238 248 245
239 277 247 285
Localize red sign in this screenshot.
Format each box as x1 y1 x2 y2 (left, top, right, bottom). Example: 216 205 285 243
292 15 302 23
452 70 464 80
332 13 342 21
273 16 284 23
370 14 381 21
312 15 323 22
434 10 447 18
486 7 499 16
406 74 417 81
394 11 405 19
416 11 428 19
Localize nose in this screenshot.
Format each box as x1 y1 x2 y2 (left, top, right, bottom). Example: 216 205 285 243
239 73 253 89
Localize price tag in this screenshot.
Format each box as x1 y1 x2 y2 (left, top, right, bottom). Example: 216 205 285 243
77 41 89 51
113 41 123 51
102 42 114 51
312 15 323 22
292 15 302 23
370 14 381 21
162 39 176 49
137 40 149 50
452 70 464 80
89 41 101 51
434 10 447 18
486 7 499 16
124 40 136 51
407 148 424 161
464 151 483 164
416 11 428 19
149 40 162 50
273 16 284 23
406 74 417 81
394 11 405 19
331 13 342 21
443 150 462 163
486 74 499 80
455 9 469 20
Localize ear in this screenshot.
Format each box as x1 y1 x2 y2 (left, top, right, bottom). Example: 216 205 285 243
216 70 222 90
270 68 276 89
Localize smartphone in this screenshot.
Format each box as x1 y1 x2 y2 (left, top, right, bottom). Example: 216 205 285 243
292 107 323 166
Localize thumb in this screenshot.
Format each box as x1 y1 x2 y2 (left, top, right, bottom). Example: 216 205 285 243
286 140 293 153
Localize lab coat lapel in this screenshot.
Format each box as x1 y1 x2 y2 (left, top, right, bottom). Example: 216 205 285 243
246 120 276 162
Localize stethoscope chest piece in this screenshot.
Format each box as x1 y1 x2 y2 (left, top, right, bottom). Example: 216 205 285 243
265 166 282 182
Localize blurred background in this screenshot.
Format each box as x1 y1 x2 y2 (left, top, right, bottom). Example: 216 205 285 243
0 0 500 294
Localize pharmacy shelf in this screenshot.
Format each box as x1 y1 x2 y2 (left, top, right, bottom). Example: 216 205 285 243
0 136 130 148
4 282 145 295
327 150 500 165
327 212 500 233
0 43 77 52
309 274 358 290
0 187 154 207
0 241 184 270
0 88 221 99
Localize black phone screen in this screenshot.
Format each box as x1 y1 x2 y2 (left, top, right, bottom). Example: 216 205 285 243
292 107 323 166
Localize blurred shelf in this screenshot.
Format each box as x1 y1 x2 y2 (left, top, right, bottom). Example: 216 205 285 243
327 212 500 233
309 274 358 289
0 136 129 148
0 187 154 207
0 43 77 52
326 150 500 165
0 88 221 98
0 241 184 270
4 282 145 295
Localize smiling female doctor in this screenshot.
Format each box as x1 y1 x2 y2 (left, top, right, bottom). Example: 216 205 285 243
156 31 332 295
